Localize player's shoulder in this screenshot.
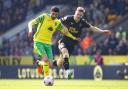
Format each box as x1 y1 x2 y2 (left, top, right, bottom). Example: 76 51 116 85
80 18 91 27
37 13 47 18
55 19 61 24
61 15 73 21
55 19 61 22
40 13 54 19
43 13 50 18
64 15 74 19
81 18 88 22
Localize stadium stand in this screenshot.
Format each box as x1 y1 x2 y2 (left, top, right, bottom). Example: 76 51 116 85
0 0 128 56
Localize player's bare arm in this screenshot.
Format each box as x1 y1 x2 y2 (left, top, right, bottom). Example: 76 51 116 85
28 21 33 38
28 14 44 38
89 25 111 35
28 19 38 38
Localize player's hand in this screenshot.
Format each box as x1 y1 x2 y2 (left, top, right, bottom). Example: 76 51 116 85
102 30 112 35
75 37 81 41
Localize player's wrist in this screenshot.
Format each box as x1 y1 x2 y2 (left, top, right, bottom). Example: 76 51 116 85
72 37 77 40
66 32 76 40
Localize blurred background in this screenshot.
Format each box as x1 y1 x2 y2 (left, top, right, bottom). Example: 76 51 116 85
0 0 128 79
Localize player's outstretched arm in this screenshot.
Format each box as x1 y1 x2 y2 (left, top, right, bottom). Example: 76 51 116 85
89 25 111 35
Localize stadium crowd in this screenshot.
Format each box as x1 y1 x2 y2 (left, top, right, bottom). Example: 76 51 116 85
0 0 45 35
0 0 128 56
0 0 128 34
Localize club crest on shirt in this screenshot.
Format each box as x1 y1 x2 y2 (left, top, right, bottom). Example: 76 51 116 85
69 27 78 33
48 27 53 31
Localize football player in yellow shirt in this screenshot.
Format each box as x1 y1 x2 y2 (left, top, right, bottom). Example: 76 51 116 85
28 6 79 77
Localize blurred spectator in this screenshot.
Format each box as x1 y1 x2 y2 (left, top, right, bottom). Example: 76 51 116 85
106 10 120 24
100 41 109 55
80 32 93 51
116 31 127 41
85 41 97 55
105 32 119 53
94 50 104 65
116 39 128 55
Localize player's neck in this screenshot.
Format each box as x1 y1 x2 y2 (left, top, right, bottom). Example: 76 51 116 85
73 15 80 23
51 16 56 20
50 14 56 20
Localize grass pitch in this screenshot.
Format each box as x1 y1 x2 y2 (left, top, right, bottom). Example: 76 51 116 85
0 79 128 89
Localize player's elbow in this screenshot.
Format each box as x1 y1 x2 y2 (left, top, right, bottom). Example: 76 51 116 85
89 26 95 31
28 21 32 27
64 31 68 35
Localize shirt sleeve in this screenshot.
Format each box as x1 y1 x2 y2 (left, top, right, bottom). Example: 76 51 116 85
82 19 91 28
31 14 45 25
56 22 64 32
60 16 69 25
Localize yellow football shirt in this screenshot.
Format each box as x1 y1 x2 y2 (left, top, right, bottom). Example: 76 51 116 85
31 13 64 44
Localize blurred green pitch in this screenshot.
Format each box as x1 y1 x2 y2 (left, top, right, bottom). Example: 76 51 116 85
0 79 128 89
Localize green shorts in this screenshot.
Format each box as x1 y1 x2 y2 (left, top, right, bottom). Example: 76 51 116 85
34 41 53 61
